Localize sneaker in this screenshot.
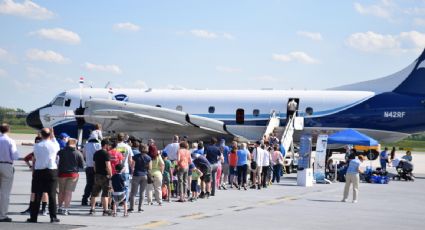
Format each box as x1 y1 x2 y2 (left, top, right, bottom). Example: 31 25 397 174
138 208 144 212
341 199 347 202
62 209 69 216
102 210 112 216
250 185 256 189
0 217 12 222
50 218 60 223
26 218 37 223
89 209 96 215
352 200 358 203
42 209 48 216
127 208 134 213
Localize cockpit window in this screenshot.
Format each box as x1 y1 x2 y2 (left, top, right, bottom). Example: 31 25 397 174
52 97 65 106
64 99 71 107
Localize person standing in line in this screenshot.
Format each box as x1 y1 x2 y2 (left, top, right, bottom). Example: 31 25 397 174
219 139 230 190
163 135 180 162
228 141 238 188
342 155 365 203
251 141 264 189
57 133 70 150
236 143 250 190
89 140 112 216
128 143 151 212
0 123 19 222
271 144 284 184
177 141 192 202
380 147 389 171
147 149 164 205
204 137 222 196
81 132 102 206
192 153 212 198
261 144 272 188
28 128 60 223
111 164 128 217
115 133 134 205
161 152 172 202
57 138 85 215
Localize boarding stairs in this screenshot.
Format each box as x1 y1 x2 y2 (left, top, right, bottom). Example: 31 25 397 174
263 111 280 140
281 114 296 153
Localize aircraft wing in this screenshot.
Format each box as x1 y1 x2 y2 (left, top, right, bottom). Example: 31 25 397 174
83 99 243 140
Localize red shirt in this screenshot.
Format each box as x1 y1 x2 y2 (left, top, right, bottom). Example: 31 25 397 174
228 151 238 167
109 149 124 175
177 149 192 169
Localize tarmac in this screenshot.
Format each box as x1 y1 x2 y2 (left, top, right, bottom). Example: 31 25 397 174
1 134 425 230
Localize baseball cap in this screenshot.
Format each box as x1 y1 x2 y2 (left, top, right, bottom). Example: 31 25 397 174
60 133 70 138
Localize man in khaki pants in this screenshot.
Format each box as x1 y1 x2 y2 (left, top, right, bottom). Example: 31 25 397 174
342 155 365 203
0 123 19 222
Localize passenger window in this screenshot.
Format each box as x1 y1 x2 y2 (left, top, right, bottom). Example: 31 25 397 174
236 108 244 124
64 99 71 107
52 97 64 106
156 105 162 108
176 105 183 111
208 106 215 114
305 107 313 115
253 109 260 117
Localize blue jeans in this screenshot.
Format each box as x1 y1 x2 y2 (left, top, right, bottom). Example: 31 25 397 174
123 173 130 202
380 159 387 171
272 164 283 183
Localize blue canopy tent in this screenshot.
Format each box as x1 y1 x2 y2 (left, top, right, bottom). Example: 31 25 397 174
328 129 379 146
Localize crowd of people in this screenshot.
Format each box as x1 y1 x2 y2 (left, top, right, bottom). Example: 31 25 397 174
0 123 288 223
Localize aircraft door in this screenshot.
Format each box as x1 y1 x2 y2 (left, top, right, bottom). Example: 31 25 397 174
236 108 244 124
286 98 299 121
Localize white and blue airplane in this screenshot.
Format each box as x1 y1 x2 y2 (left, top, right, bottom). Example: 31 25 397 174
26 49 425 144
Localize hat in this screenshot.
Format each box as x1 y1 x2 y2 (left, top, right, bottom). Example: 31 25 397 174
60 133 70 139
255 140 261 145
115 163 124 172
162 151 168 157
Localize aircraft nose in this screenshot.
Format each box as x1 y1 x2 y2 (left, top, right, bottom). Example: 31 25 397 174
26 109 43 130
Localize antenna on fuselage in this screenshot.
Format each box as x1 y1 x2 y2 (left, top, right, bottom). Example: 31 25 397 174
104 81 111 89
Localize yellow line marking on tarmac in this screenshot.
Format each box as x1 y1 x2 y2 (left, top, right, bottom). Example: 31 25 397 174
257 195 300 206
136 220 171 229
181 212 207 220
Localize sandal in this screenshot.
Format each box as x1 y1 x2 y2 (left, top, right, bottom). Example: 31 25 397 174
123 212 129 217
112 212 117 217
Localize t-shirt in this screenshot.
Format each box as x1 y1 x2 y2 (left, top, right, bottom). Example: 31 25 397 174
193 148 204 155
111 173 126 193
93 149 110 175
109 149 124 175
193 156 211 173
163 159 172 180
178 149 192 169
253 147 265 167
228 151 238 167
220 145 230 164
236 149 249 166
163 142 179 161
132 147 141 156
132 153 151 176
380 150 388 160
192 170 201 181
116 142 134 174
151 156 164 177
205 145 221 164
346 159 361 174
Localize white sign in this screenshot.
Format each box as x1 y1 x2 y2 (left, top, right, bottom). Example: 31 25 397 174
314 134 328 181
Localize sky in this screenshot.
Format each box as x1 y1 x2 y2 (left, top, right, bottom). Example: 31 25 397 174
0 0 425 111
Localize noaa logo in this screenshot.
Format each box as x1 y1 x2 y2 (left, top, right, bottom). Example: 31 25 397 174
114 94 129 102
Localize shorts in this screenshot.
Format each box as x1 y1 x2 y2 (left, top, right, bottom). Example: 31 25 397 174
191 180 198 192
200 173 211 183
58 177 79 192
255 166 263 175
91 174 110 197
163 174 170 185
112 192 126 203
229 166 237 175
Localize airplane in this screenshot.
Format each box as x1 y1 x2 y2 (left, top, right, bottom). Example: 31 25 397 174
26 49 425 147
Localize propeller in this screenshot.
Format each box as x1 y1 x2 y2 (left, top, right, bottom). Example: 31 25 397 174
75 76 86 149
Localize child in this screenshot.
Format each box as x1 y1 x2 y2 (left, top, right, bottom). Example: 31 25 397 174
161 152 172 202
111 164 128 217
190 167 203 201
171 161 178 198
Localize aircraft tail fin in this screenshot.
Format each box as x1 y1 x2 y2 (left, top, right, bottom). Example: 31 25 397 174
393 48 425 96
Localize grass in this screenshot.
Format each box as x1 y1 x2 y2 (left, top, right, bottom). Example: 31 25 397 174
383 140 425 152
10 125 37 134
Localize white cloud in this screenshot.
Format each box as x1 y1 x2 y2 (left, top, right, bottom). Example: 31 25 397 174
31 28 81 44
296 31 323 41
0 68 7 77
0 0 54 20
26 49 69 64
113 22 140 32
26 66 45 79
273 52 319 64
354 0 394 19
216 66 242 73
190 29 235 40
346 31 425 52
0 47 16 63
84 62 122 75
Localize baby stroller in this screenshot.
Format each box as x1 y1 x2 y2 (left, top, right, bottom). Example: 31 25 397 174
393 160 414 181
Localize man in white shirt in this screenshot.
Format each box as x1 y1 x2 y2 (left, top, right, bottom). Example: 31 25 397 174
261 146 272 188
163 135 179 161
81 136 101 206
28 128 60 223
252 141 264 190
0 123 19 222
